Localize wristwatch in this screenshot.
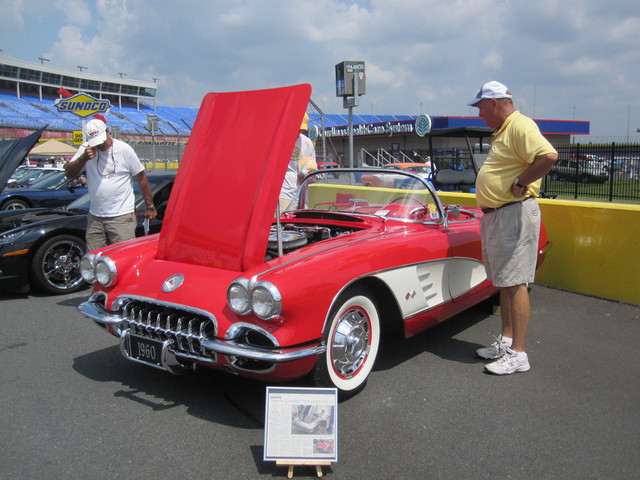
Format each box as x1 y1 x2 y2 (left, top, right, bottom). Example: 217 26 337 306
145 205 156 210
515 177 527 189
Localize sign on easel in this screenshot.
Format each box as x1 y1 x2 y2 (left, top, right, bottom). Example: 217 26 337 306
264 387 338 477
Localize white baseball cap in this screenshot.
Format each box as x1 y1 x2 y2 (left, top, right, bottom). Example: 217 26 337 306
467 81 512 106
84 119 108 147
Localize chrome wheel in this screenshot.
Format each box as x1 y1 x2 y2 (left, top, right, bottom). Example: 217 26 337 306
314 287 380 395
30 235 87 294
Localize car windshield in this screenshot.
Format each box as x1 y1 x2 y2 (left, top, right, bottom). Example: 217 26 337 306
28 171 71 190
10 169 58 187
10 166 33 180
288 168 442 223
65 193 91 211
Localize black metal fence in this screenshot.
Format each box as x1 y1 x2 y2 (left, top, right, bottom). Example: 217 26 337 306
542 143 640 202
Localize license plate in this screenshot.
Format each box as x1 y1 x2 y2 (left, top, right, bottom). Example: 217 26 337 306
128 334 163 367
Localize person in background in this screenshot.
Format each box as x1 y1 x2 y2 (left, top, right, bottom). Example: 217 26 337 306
468 81 558 375
64 119 157 251
279 113 317 212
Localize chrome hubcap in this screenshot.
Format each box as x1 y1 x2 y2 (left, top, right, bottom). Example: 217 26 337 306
55 254 74 274
330 308 370 378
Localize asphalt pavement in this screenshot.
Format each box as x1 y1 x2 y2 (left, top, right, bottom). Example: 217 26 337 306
1 284 638 480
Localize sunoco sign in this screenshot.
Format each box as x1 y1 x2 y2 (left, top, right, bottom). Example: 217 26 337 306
54 93 111 118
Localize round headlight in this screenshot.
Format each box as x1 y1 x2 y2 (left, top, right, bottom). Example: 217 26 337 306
251 281 282 320
95 256 117 287
80 253 97 283
227 278 251 315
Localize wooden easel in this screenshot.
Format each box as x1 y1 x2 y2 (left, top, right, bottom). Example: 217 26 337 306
276 460 332 478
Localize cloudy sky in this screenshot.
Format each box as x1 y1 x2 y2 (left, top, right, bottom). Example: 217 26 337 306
1 0 639 139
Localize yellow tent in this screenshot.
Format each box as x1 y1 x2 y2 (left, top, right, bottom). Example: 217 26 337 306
29 139 77 156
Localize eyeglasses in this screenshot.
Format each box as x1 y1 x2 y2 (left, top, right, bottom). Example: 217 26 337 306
97 149 118 178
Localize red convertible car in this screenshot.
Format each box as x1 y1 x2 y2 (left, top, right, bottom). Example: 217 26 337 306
77 85 549 396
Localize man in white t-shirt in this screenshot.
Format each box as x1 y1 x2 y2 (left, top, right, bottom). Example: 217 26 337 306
65 119 157 251
279 113 317 212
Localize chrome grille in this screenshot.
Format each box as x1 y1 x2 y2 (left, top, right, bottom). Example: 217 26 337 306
121 299 216 359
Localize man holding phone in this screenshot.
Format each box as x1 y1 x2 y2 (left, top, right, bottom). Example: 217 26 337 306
65 118 157 251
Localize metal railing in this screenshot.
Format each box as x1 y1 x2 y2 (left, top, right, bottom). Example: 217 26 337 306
360 148 415 167
542 143 640 202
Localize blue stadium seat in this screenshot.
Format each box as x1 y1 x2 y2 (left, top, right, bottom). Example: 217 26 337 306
0 92 410 136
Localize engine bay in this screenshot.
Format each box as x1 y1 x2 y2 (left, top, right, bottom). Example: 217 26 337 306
266 221 361 260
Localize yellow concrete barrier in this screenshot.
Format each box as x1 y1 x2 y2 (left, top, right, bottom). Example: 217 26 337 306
143 162 180 171
438 192 640 305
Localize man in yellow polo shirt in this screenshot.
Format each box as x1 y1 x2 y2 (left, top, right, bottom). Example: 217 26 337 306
469 81 558 375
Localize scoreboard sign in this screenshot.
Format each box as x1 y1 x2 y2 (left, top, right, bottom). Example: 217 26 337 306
54 93 111 118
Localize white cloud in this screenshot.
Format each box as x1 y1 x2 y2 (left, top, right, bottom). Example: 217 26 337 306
58 0 92 25
0 0 25 34
481 52 503 71
0 0 638 137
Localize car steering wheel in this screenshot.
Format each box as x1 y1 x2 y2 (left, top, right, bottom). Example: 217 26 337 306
386 196 429 219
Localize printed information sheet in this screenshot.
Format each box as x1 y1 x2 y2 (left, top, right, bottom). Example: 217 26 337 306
264 387 338 462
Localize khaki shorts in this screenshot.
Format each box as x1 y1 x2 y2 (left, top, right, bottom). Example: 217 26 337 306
480 198 541 287
86 212 136 251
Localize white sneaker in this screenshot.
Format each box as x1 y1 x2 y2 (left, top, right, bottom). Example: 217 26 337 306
476 337 510 360
485 349 530 375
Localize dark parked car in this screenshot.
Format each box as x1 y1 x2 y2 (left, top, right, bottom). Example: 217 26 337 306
0 170 87 210
0 172 174 294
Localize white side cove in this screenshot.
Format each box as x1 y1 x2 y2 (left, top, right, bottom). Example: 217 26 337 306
373 258 487 318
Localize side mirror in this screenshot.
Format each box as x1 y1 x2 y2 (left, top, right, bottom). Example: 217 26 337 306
445 204 460 219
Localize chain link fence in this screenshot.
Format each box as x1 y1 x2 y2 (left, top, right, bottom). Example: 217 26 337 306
117 137 185 171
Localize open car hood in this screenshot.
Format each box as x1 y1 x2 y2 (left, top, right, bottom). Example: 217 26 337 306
157 84 311 271
0 128 45 191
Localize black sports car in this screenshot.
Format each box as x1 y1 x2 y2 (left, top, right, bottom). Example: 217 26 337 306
0 172 175 294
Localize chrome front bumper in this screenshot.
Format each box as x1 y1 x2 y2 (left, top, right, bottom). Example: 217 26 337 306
78 295 326 365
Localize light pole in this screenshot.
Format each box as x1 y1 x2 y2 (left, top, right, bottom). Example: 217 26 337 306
335 61 366 167
349 78 358 167
627 105 631 142
147 114 159 170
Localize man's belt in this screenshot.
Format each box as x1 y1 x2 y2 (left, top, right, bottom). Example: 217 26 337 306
480 196 534 214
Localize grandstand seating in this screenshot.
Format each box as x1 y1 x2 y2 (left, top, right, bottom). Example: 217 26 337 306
0 92 196 136
0 92 414 137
